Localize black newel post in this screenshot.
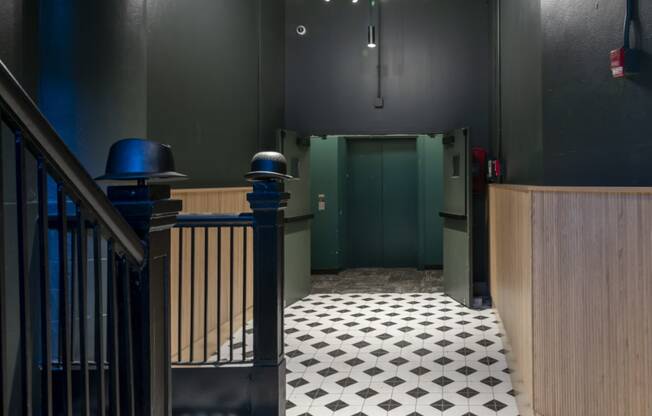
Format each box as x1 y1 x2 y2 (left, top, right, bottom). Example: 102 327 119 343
100 139 185 416
246 152 291 416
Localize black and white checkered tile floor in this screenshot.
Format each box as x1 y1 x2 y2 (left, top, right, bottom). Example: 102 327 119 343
284 293 519 416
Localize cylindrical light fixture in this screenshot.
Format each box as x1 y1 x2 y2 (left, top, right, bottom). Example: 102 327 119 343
367 24 377 48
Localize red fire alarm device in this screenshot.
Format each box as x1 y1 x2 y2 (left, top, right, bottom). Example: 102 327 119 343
612 0 639 78
610 47 638 78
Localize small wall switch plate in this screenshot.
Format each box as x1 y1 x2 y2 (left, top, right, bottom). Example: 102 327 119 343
374 97 384 108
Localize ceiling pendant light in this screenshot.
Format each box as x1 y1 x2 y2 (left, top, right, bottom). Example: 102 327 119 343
367 25 377 48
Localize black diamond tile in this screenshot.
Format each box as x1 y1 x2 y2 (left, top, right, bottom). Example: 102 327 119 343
439 316 452 321
366 316 380 322
508 389 517 397
403 316 417 321
330 316 343 321
435 339 453 347
436 325 453 332
381 321 396 327
305 388 328 399
325 399 349 411
286 400 296 409
295 318 308 322
364 367 384 376
456 366 477 375
345 357 364 367
328 349 346 358
456 331 473 339
456 347 475 356
456 320 471 325
344 321 359 327
337 334 353 341
398 326 414 333
370 349 389 357
484 399 508 411
413 348 431 357
430 399 455 411
300 358 320 367
432 376 454 387
475 315 490 320
394 340 411 348
307 322 321 328
481 376 503 387
384 376 405 387
317 367 338 377
434 356 454 366
439 308 452 313
359 326 375 333
478 356 498 366
475 325 491 331
286 350 303 358
297 334 313 341
336 377 357 387
406 387 429 398
461 413 479 416
351 312 364 318
285 328 299 334
410 366 430 376
456 387 480 398
288 377 309 388
321 327 337 334
312 341 329 349
376 333 392 340
378 399 401 411
416 333 433 340
503 367 512 374
477 339 495 347
353 341 371 349
389 357 409 366
355 387 379 398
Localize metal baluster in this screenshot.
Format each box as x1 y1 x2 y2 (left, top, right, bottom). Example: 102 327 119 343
37 158 53 415
189 228 195 363
242 227 247 361
229 227 234 362
177 229 183 363
93 226 106 416
14 131 32 415
117 259 135 416
216 226 221 363
57 185 73 416
203 227 209 362
0 110 6 414
77 208 90 415
106 241 121 416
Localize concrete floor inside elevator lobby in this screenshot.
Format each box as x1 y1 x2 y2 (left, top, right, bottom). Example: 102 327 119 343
283 270 518 416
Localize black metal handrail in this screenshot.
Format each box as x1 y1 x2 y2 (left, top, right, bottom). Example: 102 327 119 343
0 59 150 415
172 214 255 366
0 60 145 264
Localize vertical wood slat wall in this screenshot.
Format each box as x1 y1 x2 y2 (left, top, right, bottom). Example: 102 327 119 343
490 185 652 416
169 187 253 361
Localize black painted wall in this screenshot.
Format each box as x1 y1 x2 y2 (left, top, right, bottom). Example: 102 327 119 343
0 0 38 96
497 0 543 184
541 0 652 186
499 0 652 185
39 0 148 177
147 0 285 188
285 0 491 147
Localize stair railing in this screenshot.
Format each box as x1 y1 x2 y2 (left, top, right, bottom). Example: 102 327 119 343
0 59 180 416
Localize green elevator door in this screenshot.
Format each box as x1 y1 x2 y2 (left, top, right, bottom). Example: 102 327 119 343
347 140 418 267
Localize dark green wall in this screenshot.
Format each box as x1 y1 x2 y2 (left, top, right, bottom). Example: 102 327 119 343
147 0 285 188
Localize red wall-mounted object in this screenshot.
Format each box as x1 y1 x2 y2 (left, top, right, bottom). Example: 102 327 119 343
610 47 639 78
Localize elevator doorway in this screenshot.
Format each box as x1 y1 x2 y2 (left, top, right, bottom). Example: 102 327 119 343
346 139 418 267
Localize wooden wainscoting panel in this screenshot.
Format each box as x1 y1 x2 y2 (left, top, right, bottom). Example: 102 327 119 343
170 187 254 361
532 191 652 416
489 186 534 413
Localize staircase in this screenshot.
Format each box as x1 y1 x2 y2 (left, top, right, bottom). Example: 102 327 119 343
0 60 288 416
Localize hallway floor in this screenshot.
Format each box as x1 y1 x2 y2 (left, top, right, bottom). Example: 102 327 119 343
285 293 518 416
312 268 444 294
